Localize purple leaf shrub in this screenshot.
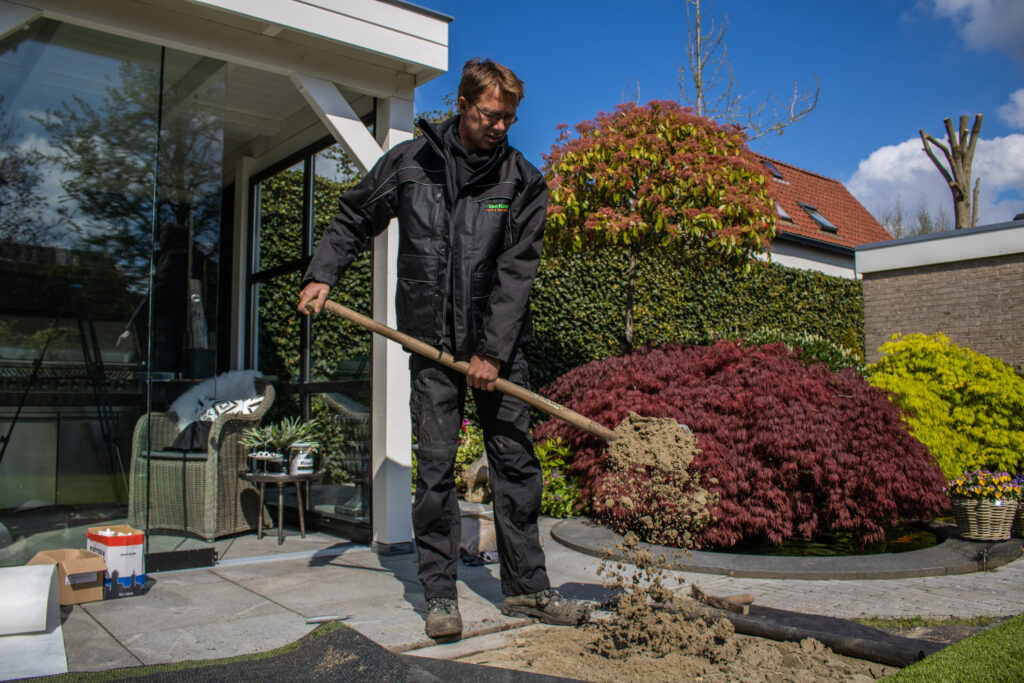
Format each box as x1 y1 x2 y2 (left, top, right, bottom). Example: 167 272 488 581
534 341 948 548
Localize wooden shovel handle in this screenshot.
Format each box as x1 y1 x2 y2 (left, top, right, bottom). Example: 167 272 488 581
319 299 617 443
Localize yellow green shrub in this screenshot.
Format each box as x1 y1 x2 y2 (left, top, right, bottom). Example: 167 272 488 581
867 333 1024 478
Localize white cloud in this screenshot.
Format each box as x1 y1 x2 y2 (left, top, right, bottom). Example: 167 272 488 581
847 132 1024 227
928 0 1024 61
997 88 1024 128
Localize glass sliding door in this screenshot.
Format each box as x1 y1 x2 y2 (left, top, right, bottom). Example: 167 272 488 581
0 20 160 565
250 141 373 540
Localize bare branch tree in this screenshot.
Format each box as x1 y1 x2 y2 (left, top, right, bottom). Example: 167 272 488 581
679 0 820 141
919 114 983 229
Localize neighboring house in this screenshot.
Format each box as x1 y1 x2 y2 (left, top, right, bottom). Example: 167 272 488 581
856 217 1024 368
758 155 893 279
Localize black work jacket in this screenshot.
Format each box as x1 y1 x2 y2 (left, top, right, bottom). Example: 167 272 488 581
303 117 547 363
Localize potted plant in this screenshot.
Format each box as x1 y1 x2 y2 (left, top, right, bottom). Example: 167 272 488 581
945 470 1021 541
242 417 320 474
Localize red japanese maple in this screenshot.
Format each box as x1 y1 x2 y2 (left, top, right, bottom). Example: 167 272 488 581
534 341 948 548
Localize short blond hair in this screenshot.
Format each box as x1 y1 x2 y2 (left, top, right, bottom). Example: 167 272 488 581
458 58 524 105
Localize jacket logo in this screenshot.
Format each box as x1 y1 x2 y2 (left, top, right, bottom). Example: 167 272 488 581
486 202 510 212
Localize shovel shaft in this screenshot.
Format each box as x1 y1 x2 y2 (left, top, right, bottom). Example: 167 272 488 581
320 299 617 443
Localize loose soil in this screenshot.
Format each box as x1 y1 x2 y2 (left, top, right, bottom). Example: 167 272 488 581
459 623 897 682
458 419 898 681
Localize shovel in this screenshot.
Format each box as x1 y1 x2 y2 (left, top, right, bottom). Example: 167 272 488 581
315 299 618 443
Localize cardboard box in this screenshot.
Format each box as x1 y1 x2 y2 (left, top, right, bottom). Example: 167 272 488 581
26 549 106 606
86 524 147 598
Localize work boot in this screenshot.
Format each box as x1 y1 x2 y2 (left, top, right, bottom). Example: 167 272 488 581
501 589 591 625
425 597 462 641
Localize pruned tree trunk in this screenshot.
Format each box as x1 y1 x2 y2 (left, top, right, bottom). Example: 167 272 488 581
920 114 982 229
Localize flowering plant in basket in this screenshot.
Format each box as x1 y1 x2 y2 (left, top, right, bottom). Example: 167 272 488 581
1011 474 1024 500
945 470 1020 502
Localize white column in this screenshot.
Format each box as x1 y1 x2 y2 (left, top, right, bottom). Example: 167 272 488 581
230 155 257 370
370 95 414 555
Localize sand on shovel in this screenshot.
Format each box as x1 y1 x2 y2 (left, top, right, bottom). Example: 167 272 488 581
594 412 717 549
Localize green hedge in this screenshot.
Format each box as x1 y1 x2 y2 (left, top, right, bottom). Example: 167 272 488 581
527 249 863 389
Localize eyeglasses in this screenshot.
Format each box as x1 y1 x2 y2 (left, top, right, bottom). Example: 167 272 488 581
473 103 518 127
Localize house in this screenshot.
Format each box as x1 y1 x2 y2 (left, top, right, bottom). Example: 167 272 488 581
0 0 450 569
758 155 893 279
856 217 1024 367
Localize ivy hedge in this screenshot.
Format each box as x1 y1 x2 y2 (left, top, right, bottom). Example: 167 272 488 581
527 249 863 389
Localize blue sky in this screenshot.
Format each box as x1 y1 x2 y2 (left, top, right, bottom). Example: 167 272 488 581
414 0 1024 228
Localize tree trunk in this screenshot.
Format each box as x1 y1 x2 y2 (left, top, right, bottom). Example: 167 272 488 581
623 247 639 355
920 114 982 229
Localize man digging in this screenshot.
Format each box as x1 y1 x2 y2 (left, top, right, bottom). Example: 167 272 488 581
298 58 590 641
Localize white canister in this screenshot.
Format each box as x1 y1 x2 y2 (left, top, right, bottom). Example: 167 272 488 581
289 442 315 475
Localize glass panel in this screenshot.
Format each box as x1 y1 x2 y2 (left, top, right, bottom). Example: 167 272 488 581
150 50 225 381
0 20 159 565
256 160 304 272
308 145 371 525
312 144 361 245
311 147 370 383
311 392 369 523
254 272 302 385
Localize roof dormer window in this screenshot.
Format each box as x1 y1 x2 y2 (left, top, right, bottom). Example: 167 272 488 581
798 203 838 233
763 160 784 180
776 202 793 222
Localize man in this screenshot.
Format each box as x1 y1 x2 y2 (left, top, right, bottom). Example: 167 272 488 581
298 59 589 641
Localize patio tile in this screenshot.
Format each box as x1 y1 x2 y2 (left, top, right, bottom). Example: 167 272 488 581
82 571 290 638
119 611 314 665
62 606 142 672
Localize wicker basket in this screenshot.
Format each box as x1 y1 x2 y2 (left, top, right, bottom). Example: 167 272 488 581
951 497 1018 541
1014 505 1024 538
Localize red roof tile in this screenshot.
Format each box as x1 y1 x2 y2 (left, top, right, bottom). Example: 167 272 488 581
757 154 892 249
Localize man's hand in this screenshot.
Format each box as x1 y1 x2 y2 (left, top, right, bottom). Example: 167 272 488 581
298 282 329 315
467 354 501 392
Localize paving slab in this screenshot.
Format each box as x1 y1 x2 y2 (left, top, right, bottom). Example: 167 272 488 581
60 606 142 672
82 571 289 637
115 611 314 665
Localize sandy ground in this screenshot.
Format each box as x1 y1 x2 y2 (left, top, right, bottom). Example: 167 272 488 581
458 621 899 683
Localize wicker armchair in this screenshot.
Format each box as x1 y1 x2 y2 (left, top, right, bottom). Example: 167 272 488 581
127 384 274 541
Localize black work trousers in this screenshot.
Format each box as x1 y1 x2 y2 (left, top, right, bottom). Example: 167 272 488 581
410 350 551 600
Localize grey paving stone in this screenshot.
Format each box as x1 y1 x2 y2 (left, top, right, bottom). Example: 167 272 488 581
82 571 290 638
118 611 314 665
62 606 142 672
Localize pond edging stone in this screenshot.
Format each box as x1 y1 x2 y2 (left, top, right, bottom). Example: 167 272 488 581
551 518 1022 579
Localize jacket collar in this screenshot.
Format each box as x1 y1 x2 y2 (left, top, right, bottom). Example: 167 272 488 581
418 115 509 167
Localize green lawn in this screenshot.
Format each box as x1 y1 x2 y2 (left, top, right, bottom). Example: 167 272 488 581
886 613 1024 682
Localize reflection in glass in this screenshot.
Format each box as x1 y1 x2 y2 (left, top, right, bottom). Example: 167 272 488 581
251 144 372 528
150 52 225 379
312 393 369 522
0 20 161 564
254 272 302 384
256 160 304 272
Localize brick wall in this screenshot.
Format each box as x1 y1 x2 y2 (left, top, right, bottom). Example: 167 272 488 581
862 253 1024 368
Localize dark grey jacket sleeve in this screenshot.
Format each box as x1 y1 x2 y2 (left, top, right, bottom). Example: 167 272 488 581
302 151 400 288
478 171 548 362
